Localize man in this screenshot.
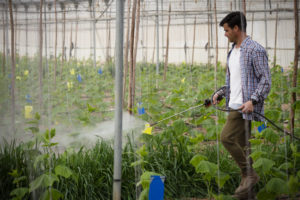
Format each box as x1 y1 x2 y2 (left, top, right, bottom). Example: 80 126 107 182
213 12 271 198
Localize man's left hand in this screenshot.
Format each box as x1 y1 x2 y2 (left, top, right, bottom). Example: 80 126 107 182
239 101 254 113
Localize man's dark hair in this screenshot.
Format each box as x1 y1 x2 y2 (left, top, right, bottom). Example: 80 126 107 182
219 12 247 32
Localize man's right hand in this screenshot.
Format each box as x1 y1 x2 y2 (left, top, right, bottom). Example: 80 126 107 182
213 93 219 105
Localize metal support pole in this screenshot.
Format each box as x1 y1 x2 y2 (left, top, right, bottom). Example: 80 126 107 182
113 0 124 200
156 0 159 85
264 0 268 53
92 0 96 68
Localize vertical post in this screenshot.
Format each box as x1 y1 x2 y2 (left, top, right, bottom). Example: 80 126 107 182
290 0 299 136
74 2 78 58
183 0 187 63
163 3 171 81
123 0 131 106
161 0 164 63
264 0 268 54
92 0 96 68
251 12 254 39
25 5 28 57
38 0 44 111
61 3 66 78
2 5 6 76
8 0 15 133
243 0 246 15
44 2 48 74
273 3 278 68
156 0 159 87
113 0 124 199
128 0 137 114
54 0 57 88
192 17 196 66
133 0 141 106
13 5 17 57
214 0 218 90
207 0 211 67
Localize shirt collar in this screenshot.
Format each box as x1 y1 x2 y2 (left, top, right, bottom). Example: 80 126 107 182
232 36 250 50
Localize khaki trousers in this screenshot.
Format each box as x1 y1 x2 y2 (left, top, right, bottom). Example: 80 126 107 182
221 111 252 173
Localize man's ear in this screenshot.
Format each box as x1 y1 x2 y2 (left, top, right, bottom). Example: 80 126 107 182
233 25 240 32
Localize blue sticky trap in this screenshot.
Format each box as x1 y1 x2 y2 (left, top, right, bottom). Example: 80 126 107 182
138 107 145 115
98 69 102 74
281 67 284 73
258 124 267 133
25 94 32 103
77 74 82 82
149 176 165 200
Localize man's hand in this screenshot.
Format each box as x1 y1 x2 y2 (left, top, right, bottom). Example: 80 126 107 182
213 94 220 105
239 101 254 113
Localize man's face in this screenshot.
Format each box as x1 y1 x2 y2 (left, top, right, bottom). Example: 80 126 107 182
223 23 237 43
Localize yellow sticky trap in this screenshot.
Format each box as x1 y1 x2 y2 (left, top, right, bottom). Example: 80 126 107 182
70 69 75 75
67 82 73 90
24 70 29 76
25 106 33 119
16 76 21 80
181 77 185 83
143 123 152 135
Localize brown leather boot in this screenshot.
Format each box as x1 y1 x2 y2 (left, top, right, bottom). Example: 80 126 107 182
235 170 259 195
234 173 247 194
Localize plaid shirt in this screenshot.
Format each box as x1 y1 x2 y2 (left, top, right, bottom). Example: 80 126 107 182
219 36 271 121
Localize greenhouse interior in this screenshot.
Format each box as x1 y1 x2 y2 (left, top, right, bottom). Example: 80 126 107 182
0 0 299 199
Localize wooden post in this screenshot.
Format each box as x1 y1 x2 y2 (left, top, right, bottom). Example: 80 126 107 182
61 3 66 79
2 6 6 76
152 26 156 63
251 12 254 39
192 16 196 66
128 0 137 114
74 3 78 58
290 0 299 135
214 0 218 90
273 3 279 68
8 0 15 133
163 4 171 81
207 0 211 67
38 0 44 111
54 0 57 88
243 0 246 15
69 23 73 59
123 0 131 106
133 0 141 107
13 5 17 57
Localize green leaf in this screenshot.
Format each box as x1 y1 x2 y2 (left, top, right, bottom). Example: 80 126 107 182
10 187 28 199
34 154 49 170
29 174 59 192
278 162 293 170
40 188 63 200
297 170 300 178
55 165 73 179
195 160 218 176
13 176 27 184
253 158 275 173
190 154 208 168
250 151 266 162
266 178 288 195
288 175 300 195
173 119 187 135
215 171 230 188
257 187 277 200
137 144 148 158
8 169 19 178
138 171 161 189
264 129 280 144
249 138 262 145
138 188 149 200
